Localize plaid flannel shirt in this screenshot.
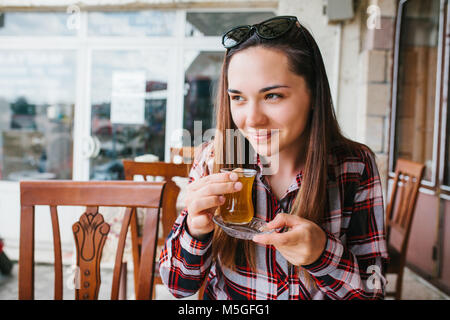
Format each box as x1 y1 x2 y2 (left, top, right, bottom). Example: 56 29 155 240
159 141 389 300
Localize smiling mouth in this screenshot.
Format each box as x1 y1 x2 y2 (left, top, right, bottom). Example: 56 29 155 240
246 130 273 142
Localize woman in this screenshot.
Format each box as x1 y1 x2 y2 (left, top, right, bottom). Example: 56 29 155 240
159 16 388 300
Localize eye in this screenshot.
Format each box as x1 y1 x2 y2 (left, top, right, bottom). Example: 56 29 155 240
230 95 245 102
265 93 283 100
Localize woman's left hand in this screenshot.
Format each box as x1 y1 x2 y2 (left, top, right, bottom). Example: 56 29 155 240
252 213 327 266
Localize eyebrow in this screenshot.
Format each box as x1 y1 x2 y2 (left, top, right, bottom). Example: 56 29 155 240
227 85 290 94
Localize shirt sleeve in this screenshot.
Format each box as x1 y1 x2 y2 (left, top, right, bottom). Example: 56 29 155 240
158 142 214 299
302 150 389 300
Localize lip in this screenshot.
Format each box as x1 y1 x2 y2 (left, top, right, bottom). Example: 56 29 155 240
246 131 272 142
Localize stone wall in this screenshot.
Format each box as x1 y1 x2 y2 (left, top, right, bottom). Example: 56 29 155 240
359 0 396 193
278 0 342 106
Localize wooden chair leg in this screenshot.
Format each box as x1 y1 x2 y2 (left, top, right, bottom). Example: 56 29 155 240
395 269 404 300
152 284 157 299
130 208 141 299
152 275 163 299
119 262 127 300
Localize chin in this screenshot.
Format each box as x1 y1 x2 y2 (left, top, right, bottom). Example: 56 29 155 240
250 142 281 175
247 131 280 156
250 141 277 157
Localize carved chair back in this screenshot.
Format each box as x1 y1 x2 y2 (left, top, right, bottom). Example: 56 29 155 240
386 159 425 251
19 180 165 300
385 158 425 299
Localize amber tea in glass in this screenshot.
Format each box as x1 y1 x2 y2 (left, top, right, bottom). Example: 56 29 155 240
219 168 257 224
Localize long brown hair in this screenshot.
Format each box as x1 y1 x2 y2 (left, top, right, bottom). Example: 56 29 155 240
211 20 365 273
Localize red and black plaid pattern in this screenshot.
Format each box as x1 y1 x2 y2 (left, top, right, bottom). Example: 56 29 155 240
159 142 389 299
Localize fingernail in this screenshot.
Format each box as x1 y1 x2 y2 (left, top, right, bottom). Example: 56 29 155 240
230 173 238 181
219 196 225 203
234 182 242 191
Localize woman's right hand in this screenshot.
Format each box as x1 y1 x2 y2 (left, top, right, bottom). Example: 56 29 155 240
185 171 243 240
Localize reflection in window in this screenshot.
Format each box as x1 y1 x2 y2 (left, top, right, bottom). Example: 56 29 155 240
185 12 275 37
0 12 76 36
90 50 168 180
394 0 440 181
88 11 176 36
0 51 76 180
183 51 224 147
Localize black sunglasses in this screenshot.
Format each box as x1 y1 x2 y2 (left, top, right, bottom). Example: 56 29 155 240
222 16 299 49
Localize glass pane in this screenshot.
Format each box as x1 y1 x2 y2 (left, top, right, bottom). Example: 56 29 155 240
183 51 223 146
394 0 441 181
88 11 176 36
0 50 76 180
185 12 276 37
90 50 168 180
0 12 76 36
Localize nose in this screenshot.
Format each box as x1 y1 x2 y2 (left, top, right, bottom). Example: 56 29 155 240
245 100 268 128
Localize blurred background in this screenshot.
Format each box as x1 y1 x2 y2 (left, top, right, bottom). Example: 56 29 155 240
0 0 448 299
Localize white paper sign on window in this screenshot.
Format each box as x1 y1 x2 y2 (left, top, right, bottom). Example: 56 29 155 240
110 71 146 124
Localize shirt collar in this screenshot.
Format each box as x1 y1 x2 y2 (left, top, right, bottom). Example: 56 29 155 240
254 153 303 198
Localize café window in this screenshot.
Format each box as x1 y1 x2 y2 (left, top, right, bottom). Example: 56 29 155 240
88 11 176 36
0 12 76 36
0 12 77 181
391 0 441 183
89 49 169 180
183 50 222 144
0 50 76 181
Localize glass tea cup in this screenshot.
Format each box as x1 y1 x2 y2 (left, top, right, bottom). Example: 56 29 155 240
219 167 257 224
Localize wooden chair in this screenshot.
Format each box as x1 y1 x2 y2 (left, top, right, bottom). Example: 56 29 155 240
385 158 425 300
18 180 165 300
123 160 191 298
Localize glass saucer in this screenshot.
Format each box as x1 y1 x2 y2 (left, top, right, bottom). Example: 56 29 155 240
212 215 274 240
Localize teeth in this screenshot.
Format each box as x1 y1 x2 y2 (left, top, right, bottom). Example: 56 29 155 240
247 131 270 135
247 132 271 140
246 129 275 143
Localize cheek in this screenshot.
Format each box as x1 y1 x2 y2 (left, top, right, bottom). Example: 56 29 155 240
283 107 311 137
230 107 245 128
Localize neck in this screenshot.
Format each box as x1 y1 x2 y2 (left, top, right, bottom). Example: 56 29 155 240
264 133 308 177
262 137 307 201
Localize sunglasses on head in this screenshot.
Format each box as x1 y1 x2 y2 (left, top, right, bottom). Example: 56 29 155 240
222 16 299 49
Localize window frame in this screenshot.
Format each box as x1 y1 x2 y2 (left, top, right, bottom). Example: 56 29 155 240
389 0 449 195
